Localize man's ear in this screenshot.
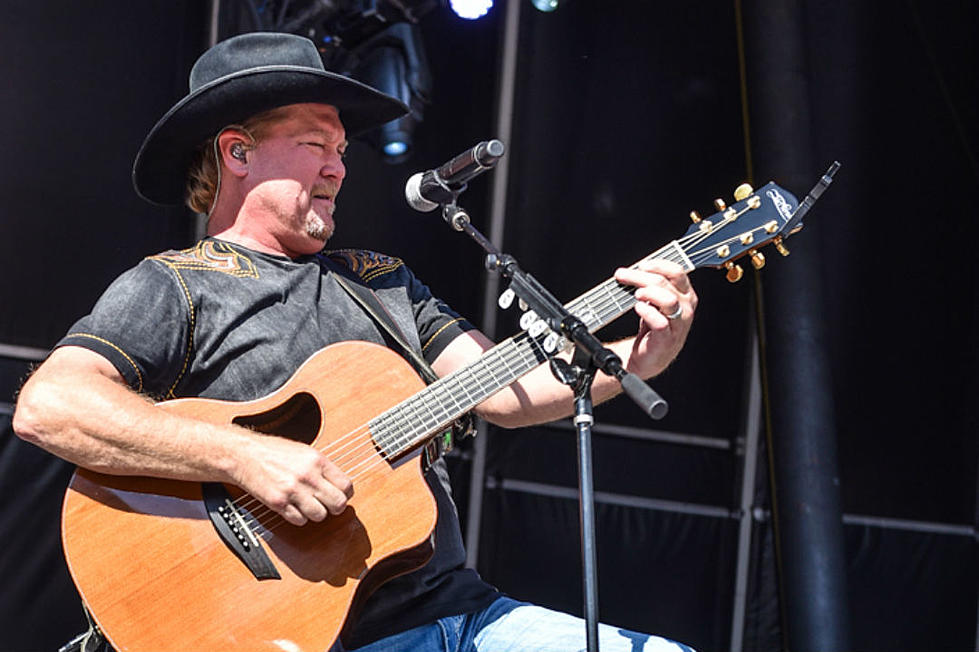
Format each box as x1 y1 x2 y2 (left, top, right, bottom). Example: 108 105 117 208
216 129 253 177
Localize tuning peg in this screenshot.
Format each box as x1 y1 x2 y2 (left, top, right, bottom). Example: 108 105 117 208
733 183 754 202
725 261 744 283
773 236 790 257
498 287 515 309
689 210 702 224
749 249 766 269
713 198 727 212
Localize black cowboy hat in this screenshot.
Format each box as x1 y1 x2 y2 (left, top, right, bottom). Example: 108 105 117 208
132 31 409 206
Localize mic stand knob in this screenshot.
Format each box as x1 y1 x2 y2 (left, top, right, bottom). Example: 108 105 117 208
441 202 471 232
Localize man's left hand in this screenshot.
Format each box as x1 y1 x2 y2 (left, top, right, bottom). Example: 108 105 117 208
614 259 697 379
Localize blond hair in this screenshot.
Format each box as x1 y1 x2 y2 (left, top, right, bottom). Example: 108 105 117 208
185 106 295 214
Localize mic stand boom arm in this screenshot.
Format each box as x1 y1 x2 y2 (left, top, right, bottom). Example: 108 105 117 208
441 202 669 420
441 200 669 652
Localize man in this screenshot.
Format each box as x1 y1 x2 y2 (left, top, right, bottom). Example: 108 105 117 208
14 32 697 651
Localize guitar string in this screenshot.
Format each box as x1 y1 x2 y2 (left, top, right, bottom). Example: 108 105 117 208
239 256 723 539
227 207 768 536
301 228 731 480
227 238 686 524
228 235 724 535
229 234 743 536
273 206 762 490
232 244 703 536
237 335 555 533
231 255 664 532
227 239 689 527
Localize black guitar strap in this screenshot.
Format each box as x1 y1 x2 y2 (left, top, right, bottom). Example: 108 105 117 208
332 272 474 466
332 273 439 384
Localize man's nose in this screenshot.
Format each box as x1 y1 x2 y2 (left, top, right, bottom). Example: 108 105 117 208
321 157 345 182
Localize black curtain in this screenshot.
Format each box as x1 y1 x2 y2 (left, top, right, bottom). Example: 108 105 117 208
1 2 976 651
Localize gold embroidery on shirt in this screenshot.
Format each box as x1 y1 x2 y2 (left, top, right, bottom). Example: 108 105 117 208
164 267 197 399
149 241 259 278
326 249 404 282
64 333 144 393
422 318 465 353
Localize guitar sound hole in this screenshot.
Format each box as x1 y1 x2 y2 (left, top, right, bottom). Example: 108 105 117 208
232 392 322 445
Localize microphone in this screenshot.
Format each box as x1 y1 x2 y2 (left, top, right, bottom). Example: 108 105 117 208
405 139 505 212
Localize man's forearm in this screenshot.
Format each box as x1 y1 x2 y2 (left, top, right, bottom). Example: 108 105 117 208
13 348 247 482
14 346 354 525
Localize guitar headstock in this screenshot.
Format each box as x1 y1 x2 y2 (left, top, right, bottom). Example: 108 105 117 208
679 181 803 282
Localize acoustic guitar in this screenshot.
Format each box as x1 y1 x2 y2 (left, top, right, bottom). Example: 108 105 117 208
61 180 814 650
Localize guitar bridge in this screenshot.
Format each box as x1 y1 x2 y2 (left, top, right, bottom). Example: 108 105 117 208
203 483 281 580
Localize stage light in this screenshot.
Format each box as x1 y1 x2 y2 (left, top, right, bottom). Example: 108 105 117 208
352 23 432 163
530 0 560 11
450 0 493 20
275 1 438 162
384 141 409 157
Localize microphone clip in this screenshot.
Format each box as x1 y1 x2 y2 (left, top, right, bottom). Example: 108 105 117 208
426 172 466 207
441 201 471 232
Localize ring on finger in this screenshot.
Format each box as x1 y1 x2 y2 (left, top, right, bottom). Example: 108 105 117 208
664 304 683 320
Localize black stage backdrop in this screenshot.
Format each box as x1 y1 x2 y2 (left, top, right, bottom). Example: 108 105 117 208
1 2 976 651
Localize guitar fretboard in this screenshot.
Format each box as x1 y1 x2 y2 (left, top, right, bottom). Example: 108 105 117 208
368 240 693 459
365 179 803 458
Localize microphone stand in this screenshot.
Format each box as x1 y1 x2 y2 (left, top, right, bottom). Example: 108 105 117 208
439 199 668 652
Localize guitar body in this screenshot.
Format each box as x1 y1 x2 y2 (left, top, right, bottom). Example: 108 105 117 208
61 341 438 651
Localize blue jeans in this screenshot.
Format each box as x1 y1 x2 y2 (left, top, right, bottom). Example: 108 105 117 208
345 596 695 652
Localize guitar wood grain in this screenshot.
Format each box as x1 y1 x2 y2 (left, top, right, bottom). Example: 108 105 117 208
62 341 437 651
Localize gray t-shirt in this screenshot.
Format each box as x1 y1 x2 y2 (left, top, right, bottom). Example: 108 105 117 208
58 237 499 647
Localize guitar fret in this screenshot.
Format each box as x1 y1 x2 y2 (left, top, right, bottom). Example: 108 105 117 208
410 398 440 437
490 348 517 384
455 368 480 402
420 392 450 427
401 402 426 438
383 402 423 454
370 411 395 451
570 294 602 330
569 281 629 329
602 283 630 314
388 406 414 449
439 375 468 417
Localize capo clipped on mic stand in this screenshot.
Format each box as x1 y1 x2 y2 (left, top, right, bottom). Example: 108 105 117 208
434 179 668 652
441 200 668 419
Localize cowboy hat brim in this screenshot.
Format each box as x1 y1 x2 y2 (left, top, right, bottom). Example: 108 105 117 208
132 65 409 206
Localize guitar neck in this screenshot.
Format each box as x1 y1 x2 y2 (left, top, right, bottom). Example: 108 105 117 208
369 240 694 459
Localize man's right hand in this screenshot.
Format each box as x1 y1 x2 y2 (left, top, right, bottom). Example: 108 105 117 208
231 433 354 526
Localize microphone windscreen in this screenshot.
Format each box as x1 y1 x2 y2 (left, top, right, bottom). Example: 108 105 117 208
404 172 439 212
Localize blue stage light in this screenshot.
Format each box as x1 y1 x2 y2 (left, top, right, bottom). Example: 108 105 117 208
383 141 409 157
530 0 560 11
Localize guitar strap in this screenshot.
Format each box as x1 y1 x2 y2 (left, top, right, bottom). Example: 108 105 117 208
332 272 475 467
333 273 439 384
